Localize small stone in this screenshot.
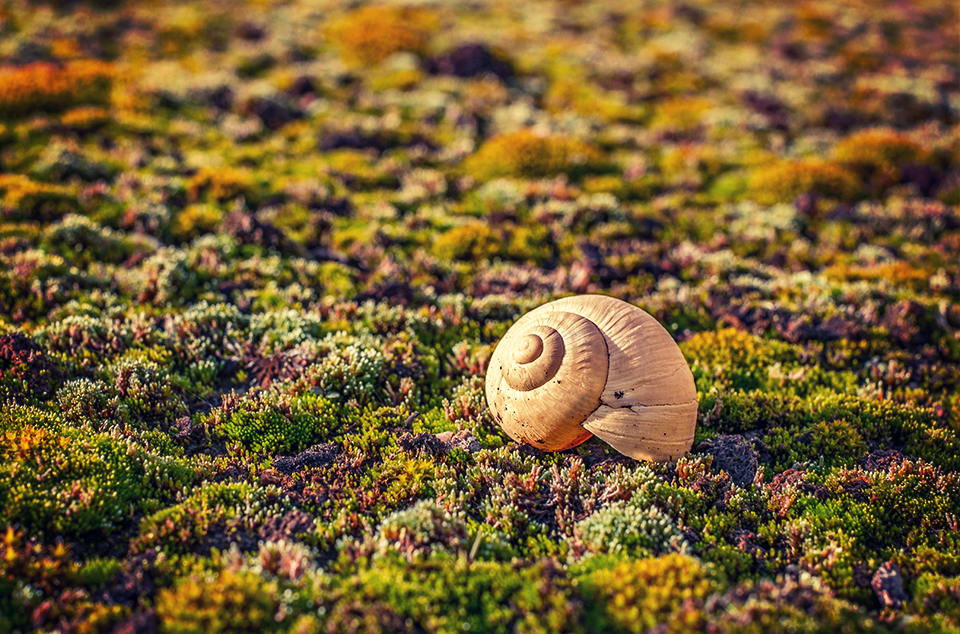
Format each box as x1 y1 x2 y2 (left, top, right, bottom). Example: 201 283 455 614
449 430 481 453
425 43 513 80
872 561 907 609
698 434 758 486
273 444 339 475
258 509 316 542
432 430 481 453
862 450 908 473
398 432 448 456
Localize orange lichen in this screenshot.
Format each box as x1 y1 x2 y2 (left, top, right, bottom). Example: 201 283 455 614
0 61 114 117
328 5 439 67
1 425 70 464
59 106 111 130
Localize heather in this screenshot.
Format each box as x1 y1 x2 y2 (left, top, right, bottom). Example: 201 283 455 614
0 0 958 632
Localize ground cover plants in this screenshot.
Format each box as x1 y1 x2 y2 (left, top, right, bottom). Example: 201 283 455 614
0 0 958 631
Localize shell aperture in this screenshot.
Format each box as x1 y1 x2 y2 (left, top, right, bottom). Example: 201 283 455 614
484 295 698 461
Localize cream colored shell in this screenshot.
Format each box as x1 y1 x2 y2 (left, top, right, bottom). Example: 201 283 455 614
484 295 698 462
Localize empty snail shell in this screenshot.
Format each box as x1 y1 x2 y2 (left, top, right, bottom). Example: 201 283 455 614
484 295 698 462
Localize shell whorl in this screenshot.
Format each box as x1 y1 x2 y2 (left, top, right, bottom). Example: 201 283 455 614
486 312 608 451
502 327 563 391
484 295 699 461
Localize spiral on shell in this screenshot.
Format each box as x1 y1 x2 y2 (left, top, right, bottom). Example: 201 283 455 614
484 295 698 462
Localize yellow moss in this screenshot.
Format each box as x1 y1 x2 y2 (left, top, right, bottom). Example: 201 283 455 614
0 175 78 221
682 328 776 369
173 204 225 240
748 158 860 204
50 38 83 60
584 554 715 634
187 167 258 203
506 224 553 264
1 175 55 207
431 222 502 262
379 457 436 504
156 569 279 632
0 60 114 117
581 175 625 195
660 144 724 180
60 106 111 130
156 5 231 56
797 2 836 39
650 97 713 133
543 76 633 122
462 76 509 115
328 5 439 67
704 15 768 43
464 130 606 182
369 68 423 92
824 261 931 289
323 150 396 189
834 128 931 182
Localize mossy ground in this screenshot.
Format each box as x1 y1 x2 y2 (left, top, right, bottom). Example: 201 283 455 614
0 0 959 632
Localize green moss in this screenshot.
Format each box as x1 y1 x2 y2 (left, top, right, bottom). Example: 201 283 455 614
40 214 143 266
206 391 339 458
791 463 960 601
0 406 196 537
808 418 868 465
699 389 960 471
57 358 188 430
0 1 956 630
134 481 290 555
910 573 960 632
338 557 583 634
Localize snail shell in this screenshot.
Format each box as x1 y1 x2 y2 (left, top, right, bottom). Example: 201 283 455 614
484 295 698 462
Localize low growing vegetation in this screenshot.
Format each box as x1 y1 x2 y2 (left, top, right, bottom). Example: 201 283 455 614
0 0 958 631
